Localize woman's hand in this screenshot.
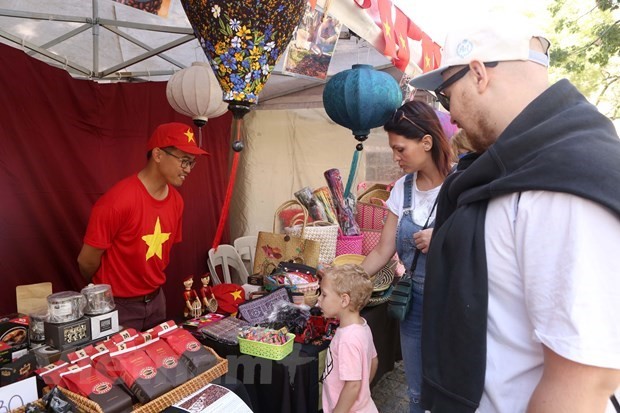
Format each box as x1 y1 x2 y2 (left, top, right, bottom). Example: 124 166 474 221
413 228 434 254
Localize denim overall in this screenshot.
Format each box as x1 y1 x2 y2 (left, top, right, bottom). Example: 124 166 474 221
396 173 434 413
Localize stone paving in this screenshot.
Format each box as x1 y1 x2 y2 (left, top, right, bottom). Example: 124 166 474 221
371 360 409 412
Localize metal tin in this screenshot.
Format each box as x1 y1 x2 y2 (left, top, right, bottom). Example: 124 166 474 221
81 283 115 315
46 291 86 323
29 310 48 342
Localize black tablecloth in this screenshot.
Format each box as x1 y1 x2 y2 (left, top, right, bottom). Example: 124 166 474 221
196 302 400 413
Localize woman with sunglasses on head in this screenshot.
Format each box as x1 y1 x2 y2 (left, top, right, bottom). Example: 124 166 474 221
361 100 452 413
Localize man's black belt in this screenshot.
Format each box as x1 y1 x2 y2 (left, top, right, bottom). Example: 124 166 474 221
116 287 160 303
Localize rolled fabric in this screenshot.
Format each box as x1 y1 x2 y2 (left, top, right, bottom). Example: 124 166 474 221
323 168 360 236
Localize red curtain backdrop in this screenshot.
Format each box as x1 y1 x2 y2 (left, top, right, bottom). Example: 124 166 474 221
0 43 232 317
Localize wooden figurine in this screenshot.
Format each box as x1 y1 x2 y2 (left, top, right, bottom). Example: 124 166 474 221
183 275 202 318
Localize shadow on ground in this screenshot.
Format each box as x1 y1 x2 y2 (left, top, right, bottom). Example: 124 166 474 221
372 360 409 412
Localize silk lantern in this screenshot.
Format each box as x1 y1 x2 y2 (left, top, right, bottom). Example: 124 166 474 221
180 0 306 151
322 64 402 196
180 0 305 249
166 62 229 147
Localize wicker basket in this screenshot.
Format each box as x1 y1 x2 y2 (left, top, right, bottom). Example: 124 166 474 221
238 333 295 361
48 346 227 413
285 218 339 265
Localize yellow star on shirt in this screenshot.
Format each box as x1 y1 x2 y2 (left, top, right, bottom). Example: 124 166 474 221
230 290 243 301
142 217 171 261
184 128 195 143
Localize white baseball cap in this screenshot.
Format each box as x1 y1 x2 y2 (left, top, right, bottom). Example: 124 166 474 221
410 17 550 91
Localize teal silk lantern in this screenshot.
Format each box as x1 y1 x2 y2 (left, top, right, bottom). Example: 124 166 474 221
323 64 402 198
323 64 402 151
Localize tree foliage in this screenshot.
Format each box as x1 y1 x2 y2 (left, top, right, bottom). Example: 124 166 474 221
548 0 619 119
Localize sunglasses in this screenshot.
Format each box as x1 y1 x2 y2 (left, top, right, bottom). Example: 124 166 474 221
392 109 429 136
434 61 498 111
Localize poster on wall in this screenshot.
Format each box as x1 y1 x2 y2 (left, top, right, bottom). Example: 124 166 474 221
113 0 172 17
282 5 343 80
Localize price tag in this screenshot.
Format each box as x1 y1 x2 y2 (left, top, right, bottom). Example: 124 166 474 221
0 376 38 412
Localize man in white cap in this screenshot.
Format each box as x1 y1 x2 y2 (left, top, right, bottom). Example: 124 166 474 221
411 16 620 413
78 122 208 331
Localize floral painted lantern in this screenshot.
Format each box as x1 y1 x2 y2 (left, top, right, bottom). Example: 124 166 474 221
323 64 402 197
179 0 305 248
180 0 306 119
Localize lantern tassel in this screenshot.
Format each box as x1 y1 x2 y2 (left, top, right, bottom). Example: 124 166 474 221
212 114 245 250
343 148 360 199
212 151 240 250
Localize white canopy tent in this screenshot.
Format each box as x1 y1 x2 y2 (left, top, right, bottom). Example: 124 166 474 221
0 0 419 103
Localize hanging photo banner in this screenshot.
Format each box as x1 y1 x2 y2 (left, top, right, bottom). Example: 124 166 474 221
113 0 172 17
282 5 342 81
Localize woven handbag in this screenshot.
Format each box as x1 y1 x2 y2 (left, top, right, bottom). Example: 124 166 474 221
285 213 339 265
356 185 390 230
361 228 382 255
336 233 363 256
253 200 321 275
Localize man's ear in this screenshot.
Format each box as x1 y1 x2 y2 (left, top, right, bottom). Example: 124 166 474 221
469 61 490 92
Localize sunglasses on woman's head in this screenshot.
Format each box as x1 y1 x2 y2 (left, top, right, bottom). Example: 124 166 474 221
392 109 429 136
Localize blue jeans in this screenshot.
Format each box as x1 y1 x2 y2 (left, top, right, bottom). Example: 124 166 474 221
400 275 426 413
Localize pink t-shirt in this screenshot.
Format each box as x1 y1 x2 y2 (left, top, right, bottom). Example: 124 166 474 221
322 319 378 413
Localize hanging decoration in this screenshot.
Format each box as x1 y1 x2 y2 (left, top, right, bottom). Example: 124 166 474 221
322 64 401 197
180 0 305 248
166 62 229 148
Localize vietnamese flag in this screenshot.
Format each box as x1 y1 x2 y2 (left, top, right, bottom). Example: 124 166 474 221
393 7 410 71
377 0 397 58
421 33 435 73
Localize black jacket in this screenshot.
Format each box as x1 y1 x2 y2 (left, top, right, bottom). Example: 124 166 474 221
421 79 620 412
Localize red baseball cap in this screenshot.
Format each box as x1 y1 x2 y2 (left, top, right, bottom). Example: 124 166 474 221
147 122 208 155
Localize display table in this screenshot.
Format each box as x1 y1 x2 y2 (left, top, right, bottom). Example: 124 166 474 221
195 302 400 413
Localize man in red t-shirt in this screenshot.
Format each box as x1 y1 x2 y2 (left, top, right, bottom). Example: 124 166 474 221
78 122 208 331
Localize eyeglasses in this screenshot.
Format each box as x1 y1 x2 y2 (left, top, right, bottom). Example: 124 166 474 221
161 149 196 170
392 109 429 136
434 61 498 111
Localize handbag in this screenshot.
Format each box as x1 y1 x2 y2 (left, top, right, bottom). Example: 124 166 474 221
285 214 339 265
253 200 321 275
387 196 438 321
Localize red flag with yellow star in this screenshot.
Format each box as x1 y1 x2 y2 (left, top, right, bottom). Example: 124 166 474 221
421 33 435 73
377 0 396 59
393 7 410 71
211 284 246 315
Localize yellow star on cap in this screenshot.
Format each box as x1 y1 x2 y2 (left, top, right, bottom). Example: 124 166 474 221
230 290 243 301
184 128 195 143
142 217 171 261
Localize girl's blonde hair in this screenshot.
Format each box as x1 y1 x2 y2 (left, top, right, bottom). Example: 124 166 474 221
322 264 373 311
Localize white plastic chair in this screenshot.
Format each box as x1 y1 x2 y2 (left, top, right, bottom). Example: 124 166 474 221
234 235 258 274
208 244 250 285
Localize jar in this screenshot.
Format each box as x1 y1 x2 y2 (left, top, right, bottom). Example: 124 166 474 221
29 310 48 342
46 291 86 323
81 284 115 315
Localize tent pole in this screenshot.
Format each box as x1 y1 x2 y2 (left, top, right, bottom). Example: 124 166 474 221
92 0 99 75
